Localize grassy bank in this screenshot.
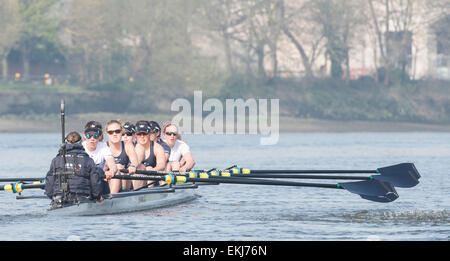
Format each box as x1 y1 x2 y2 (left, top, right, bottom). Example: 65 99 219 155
1 77 449 133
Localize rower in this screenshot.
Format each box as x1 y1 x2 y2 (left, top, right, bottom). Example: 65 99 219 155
105 120 139 192
82 121 117 194
162 122 195 172
148 121 171 162
134 120 167 189
122 122 136 145
44 131 104 208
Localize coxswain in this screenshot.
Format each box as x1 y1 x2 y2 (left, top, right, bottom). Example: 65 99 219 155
44 131 104 208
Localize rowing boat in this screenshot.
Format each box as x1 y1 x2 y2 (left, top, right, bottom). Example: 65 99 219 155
48 184 199 216
13 183 199 216
51 184 198 216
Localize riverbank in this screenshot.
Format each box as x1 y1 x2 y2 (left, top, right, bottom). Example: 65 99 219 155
1 78 449 133
1 113 450 133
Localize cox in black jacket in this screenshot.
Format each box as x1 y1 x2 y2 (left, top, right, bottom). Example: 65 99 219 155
44 143 103 200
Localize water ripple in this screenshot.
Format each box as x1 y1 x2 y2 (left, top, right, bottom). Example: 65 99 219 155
330 209 450 224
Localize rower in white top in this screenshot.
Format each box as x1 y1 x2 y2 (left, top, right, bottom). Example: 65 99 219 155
162 122 195 172
82 121 117 194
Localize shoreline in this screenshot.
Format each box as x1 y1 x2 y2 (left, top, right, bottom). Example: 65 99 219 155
1 114 450 133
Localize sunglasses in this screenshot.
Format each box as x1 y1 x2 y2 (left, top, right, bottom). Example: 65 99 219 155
165 132 178 136
136 132 149 137
85 133 100 139
106 129 122 135
122 132 133 137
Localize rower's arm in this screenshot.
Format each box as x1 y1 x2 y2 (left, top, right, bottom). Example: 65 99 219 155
105 157 117 178
125 142 139 173
180 152 195 172
134 144 146 170
146 143 166 171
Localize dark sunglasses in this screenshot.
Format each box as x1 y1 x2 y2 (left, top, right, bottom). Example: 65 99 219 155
165 132 178 136
85 133 100 139
106 129 122 135
122 132 133 137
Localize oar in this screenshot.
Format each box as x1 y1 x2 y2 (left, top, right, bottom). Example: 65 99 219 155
120 169 373 181
196 170 375 181
0 178 45 182
113 173 399 203
213 163 421 188
0 182 45 193
121 162 420 188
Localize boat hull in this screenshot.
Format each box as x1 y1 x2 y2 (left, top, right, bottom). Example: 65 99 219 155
48 186 198 216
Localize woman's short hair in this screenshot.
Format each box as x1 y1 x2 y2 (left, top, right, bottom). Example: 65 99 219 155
66 131 82 144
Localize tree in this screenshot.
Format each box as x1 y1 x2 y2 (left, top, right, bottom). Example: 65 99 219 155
120 0 200 92
367 0 441 84
307 0 365 80
279 0 320 78
63 0 122 85
245 0 284 79
0 0 22 81
199 0 248 76
17 0 60 81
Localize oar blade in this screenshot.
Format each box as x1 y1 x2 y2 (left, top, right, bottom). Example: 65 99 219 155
376 163 421 188
340 179 399 203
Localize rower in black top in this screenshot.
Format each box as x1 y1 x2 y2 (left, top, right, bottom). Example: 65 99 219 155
148 121 171 162
105 120 139 193
135 120 167 189
142 140 156 167
108 141 130 167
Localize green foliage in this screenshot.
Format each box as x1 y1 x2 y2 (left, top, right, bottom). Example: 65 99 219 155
219 74 268 99
18 0 60 47
377 67 411 85
349 76 377 89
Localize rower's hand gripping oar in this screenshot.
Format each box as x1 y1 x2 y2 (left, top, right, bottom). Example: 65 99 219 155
117 170 399 203
220 163 421 188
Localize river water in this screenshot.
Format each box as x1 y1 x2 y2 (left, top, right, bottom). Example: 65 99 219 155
0 132 448 241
